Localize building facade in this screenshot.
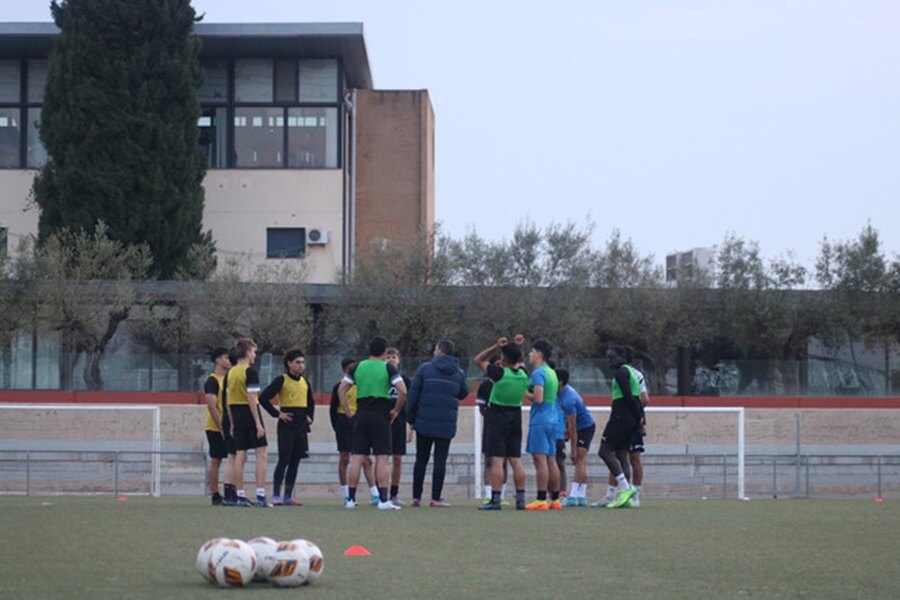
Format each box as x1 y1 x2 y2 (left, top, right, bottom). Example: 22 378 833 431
0 22 434 283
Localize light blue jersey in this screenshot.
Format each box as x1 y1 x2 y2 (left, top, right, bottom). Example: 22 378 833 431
558 384 595 431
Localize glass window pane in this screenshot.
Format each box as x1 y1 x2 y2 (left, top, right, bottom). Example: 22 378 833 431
0 108 21 168
26 107 46 169
287 107 338 168
275 59 297 103
267 228 305 258
234 107 283 167
299 59 338 103
235 59 273 103
198 107 227 169
199 59 228 103
0 60 20 103
27 60 48 103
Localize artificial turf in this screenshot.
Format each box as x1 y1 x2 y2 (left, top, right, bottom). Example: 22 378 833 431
0 496 897 599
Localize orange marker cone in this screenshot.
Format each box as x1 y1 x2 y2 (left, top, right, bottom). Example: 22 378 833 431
874 497 884 503
118 496 128 502
344 545 371 556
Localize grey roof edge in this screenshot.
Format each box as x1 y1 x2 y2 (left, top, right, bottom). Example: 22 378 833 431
0 21 365 37
194 22 365 37
0 23 59 35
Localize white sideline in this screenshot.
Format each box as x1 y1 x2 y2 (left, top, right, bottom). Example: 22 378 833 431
473 405 746 500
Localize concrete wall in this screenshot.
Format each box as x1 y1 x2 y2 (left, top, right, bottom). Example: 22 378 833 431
203 169 344 283
0 170 39 257
2 406 899 497
0 169 345 283
3 405 898 455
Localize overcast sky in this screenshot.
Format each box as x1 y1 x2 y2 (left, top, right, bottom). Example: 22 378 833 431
9 1 900 270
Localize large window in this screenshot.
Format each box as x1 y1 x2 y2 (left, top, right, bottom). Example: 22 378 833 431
26 108 47 168
0 59 48 169
234 107 284 167
200 57 341 169
288 107 338 168
198 107 227 169
266 228 305 258
0 60 19 103
0 108 20 168
199 59 228 104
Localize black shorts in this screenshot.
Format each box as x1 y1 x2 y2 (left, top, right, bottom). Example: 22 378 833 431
484 406 522 459
352 409 392 456
333 414 354 453
629 430 645 454
391 415 407 456
277 418 309 461
556 439 567 459
600 415 638 451
206 430 227 459
230 405 268 451
577 424 596 451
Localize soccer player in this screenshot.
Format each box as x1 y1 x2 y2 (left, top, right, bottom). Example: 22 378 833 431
202 347 231 505
259 347 314 506
386 347 412 506
477 356 510 506
555 367 596 507
219 346 240 506
226 338 271 507
476 336 529 511
595 346 644 509
554 371 568 503
330 358 379 505
601 348 650 507
523 340 562 511
338 336 407 510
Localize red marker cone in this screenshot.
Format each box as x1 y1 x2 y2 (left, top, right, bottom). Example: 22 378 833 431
118 496 128 502
344 545 371 556
874 497 884 504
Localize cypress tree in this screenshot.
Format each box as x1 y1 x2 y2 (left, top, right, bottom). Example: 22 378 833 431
33 0 207 279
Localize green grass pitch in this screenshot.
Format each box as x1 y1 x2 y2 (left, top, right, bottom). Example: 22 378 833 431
0 496 897 598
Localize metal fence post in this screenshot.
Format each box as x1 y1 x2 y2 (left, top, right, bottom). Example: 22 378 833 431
26 450 30 496
877 455 882 498
114 452 119 497
722 454 727 499
773 457 778 499
795 413 801 498
805 455 810 498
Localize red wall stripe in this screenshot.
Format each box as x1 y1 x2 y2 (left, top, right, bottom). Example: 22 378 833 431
1 391 899 409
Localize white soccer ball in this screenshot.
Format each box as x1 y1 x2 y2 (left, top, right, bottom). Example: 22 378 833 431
247 536 278 582
209 539 257 588
196 537 224 583
291 538 324 584
266 541 311 588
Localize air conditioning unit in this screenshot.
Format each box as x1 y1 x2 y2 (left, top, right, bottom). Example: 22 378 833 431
306 228 329 245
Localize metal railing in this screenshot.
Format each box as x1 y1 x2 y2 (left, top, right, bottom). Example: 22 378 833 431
1 449 896 499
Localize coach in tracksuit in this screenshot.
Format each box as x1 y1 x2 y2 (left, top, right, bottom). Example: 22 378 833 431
406 340 470 507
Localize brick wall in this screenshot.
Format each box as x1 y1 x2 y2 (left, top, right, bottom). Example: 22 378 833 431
354 89 435 260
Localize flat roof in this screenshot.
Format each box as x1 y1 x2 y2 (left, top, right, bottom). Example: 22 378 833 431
0 22 373 89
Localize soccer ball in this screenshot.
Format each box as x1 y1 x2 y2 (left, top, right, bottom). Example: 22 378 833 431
266 541 311 588
247 536 278 582
291 538 324 584
195 538 224 583
208 539 257 588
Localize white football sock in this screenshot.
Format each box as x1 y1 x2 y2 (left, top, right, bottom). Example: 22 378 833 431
615 473 630 491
